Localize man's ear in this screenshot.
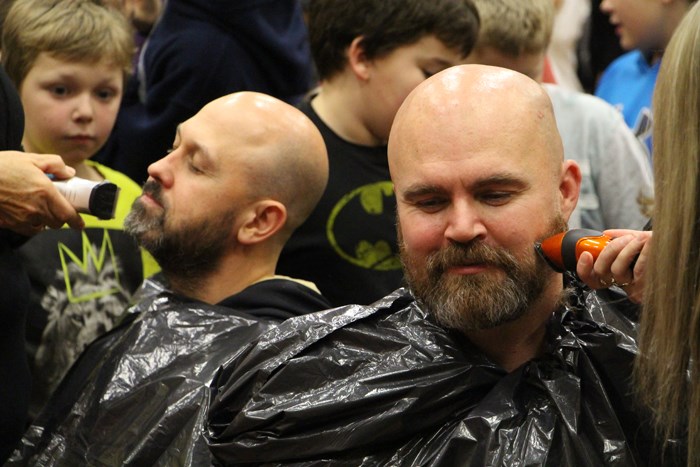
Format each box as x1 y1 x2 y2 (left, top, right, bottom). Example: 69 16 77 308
348 36 371 81
236 200 287 245
559 159 582 221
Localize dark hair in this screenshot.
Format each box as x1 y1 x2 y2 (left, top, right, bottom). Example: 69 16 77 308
308 0 480 80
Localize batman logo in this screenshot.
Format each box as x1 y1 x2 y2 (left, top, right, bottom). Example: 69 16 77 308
326 181 401 271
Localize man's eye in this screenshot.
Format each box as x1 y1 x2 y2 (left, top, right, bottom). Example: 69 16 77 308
188 161 204 174
479 192 513 206
414 197 447 212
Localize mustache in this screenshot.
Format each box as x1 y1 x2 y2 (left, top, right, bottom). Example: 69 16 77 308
427 241 519 276
140 180 165 207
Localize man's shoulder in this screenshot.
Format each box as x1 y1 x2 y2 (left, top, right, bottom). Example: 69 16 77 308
235 288 436 360
206 287 652 465
554 284 640 351
219 276 332 321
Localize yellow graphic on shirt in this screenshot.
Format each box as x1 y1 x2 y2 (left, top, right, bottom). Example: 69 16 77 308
58 230 121 303
326 181 401 270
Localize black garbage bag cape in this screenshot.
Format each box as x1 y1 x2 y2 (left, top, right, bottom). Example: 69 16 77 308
7 279 281 466
207 286 685 466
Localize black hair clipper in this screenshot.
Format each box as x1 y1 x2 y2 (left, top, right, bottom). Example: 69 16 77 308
535 229 611 273
53 177 120 220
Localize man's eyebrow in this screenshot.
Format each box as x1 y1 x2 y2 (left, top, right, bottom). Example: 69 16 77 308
401 174 529 200
401 184 446 200
470 174 530 191
193 142 215 169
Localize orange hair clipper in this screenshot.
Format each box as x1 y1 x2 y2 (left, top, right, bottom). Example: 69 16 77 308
535 229 612 273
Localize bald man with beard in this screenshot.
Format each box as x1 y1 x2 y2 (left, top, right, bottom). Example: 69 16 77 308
205 67 678 465
8 92 331 466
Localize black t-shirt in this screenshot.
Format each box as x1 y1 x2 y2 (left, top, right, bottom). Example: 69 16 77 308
276 99 404 307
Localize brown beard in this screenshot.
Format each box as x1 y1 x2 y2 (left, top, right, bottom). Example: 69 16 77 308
125 180 237 294
400 215 567 332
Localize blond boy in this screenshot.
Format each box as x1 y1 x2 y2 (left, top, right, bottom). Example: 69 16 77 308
2 0 158 415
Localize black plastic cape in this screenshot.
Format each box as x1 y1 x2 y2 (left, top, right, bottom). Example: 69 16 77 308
7 278 324 466
207 286 684 466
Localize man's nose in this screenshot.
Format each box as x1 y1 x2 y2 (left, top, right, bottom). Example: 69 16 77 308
444 200 487 244
147 152 175 188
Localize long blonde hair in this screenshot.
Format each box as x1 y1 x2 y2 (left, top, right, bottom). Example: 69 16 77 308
635 2 700 464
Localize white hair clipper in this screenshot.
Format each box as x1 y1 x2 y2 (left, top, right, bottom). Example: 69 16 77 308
53 177 120 220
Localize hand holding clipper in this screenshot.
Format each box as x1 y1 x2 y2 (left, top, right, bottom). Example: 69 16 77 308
535 229 612 273
535 228 650 303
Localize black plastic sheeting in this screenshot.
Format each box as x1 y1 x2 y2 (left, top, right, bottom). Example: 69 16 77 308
207 286 685 466
7 279 273 466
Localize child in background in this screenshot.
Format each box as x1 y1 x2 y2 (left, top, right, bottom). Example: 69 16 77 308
276 0 480 307
94 0 314 184
594 0 692 160
2 0 159 417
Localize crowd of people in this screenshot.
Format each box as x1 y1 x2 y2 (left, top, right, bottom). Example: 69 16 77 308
0 0 698 465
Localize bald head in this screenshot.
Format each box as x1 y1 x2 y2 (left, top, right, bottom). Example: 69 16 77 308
199 91 329 237
389 65 580 348
389 65 563 184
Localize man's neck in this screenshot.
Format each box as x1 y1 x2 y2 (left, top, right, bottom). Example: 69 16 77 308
165 252 277 305
464 282 564 373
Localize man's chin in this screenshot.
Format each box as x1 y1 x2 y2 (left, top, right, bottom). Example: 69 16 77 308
125 217 162 246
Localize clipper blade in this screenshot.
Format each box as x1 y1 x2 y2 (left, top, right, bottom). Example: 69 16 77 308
53 178 120 220
89 181 120 220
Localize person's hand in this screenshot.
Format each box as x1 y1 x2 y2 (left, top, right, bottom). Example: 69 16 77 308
576 229 651 304
0 151 84 236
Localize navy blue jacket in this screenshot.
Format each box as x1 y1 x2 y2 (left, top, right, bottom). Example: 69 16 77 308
96 0 314 183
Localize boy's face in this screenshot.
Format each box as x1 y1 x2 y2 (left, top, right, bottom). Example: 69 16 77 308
360 35 464 144
600 0 666 51
19 52 123 167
